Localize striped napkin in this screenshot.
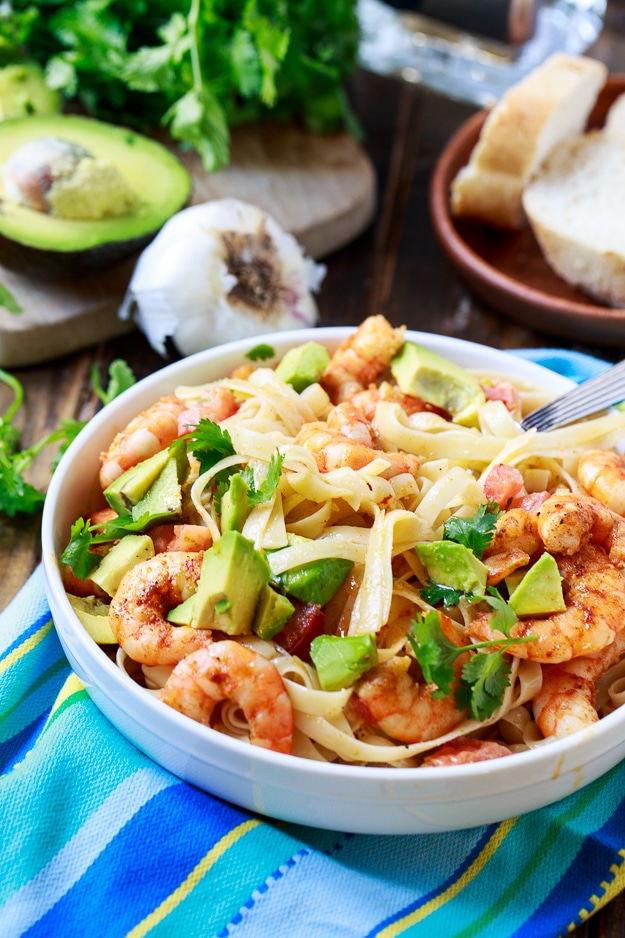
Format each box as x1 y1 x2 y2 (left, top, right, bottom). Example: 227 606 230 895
2 349 624 938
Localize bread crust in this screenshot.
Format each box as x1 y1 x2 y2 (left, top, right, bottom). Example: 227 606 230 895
450 52 607 230
523 116 625 308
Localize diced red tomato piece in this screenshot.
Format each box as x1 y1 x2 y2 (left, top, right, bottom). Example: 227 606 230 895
274 600 326 662
482 463 524 509
511 490 550 512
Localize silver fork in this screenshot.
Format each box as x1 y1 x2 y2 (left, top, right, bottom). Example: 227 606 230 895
520 358 625 432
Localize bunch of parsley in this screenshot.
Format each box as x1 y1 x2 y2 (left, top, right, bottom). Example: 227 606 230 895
1 0 361 170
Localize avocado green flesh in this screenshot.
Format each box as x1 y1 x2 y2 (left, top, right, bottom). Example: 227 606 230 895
310 633 378 692
0 114 190 273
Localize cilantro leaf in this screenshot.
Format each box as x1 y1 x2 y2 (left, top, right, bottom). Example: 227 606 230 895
420 580 464 609
246 451 284 506
0 282 22 314
483 587 518 637
408 608 537 720
188 419 236 474
455 650 512 721
246 343 275 362
407 610 458 697
91 359 136 406
442 502 501 559
60 518 101 580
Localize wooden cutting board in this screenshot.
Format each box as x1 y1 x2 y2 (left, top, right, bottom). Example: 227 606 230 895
0 124 376 368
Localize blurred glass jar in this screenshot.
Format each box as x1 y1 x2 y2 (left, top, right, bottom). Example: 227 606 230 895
358 0 607 106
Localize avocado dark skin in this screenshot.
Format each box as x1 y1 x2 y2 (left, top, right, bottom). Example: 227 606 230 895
0 114 191 280
0 227 157 279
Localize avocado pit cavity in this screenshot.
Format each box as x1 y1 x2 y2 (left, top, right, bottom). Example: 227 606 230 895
3 136 139 220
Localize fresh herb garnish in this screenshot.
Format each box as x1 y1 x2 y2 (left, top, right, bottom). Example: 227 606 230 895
4 0 361 170
187 418 236 474
0 282 22 315
246 343 275 362
91 359 136 405
242 450 284 505
408 603 535 721
420 581 466 609
442 501 500 559
0 361 135 518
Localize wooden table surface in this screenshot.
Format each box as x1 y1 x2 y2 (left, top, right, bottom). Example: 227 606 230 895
3 5 625 933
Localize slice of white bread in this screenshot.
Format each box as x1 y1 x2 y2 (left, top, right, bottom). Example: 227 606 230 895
450 52 607 230
522 92 625 307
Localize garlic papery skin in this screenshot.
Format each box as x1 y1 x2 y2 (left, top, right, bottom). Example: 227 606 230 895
119 198 325 356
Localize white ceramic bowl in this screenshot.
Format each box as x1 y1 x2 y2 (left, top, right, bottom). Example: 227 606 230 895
42 328 625 835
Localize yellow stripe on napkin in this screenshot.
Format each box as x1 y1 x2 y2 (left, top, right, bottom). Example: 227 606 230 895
0 618 54 676
123 819 261 938
377 817 518 936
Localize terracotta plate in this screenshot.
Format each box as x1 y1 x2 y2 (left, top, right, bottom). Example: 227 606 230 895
429 75 625 346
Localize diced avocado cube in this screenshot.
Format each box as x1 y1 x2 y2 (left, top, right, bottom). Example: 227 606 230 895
277 557 353 606
508 552 566 616
253 584 295 640
391 341 485 426
103 443 188 516
67 594 116 643
191 530 270 634
310 633 378 691
166 593 196 625
90 534 154 597
221 472 251 533
131 448 189 527
274 341 331 393
416 541 488 595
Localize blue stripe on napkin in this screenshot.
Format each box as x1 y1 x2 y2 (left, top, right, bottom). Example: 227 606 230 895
2 349 624 938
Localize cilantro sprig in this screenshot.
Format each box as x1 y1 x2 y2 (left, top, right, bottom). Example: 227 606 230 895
187 418 284 512
408 600 535 721
187 418 236 474
0 360 135 518
60 510 156 578
442 501 500 559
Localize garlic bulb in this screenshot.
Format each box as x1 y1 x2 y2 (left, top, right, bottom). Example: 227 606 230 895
119 198 325 356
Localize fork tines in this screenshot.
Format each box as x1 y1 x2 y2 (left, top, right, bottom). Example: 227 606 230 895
520 359 625 433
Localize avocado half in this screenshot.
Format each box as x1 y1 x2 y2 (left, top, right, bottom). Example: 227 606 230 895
0 114 191 279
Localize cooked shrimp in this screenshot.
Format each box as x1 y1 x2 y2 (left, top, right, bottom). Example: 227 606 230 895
352 613 468 743
535 492 625 566
471 544 625 663
149 523 213 553
321 315 405 404
578 449 625 516
295 420 420 479
421 737 512 766
326 401 381 446
484 492 625 572
99 384 238 489
483 507 542 559
161 641 293 754
483 547 532 586
350 381 439 422
108 551 209 666
533 628 625 738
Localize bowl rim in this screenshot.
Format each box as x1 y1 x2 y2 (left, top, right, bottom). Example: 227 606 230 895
41 326 625 794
